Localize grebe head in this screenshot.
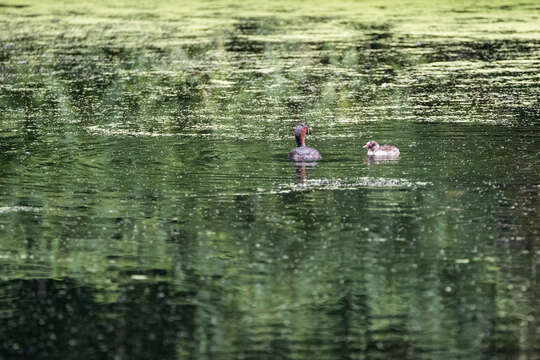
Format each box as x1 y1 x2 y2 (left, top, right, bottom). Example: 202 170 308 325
363 140 379 151
294 123 311 146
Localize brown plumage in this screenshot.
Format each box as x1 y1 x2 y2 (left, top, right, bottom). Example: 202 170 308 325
363 140 400 158
288 123 322 162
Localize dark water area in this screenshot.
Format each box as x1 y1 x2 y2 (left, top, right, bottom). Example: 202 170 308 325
1 1 540 359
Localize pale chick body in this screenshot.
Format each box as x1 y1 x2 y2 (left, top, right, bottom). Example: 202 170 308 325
363 140 400 159
288 123 322 162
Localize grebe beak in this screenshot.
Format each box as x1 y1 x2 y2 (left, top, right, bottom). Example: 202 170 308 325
363 144 369 149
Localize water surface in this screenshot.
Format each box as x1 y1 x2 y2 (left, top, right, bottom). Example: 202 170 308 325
1 1 539 359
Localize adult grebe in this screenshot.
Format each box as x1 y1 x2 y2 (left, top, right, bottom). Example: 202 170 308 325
363 140 400 159
288 123 322 162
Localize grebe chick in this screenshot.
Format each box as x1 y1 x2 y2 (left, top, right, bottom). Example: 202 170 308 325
363 140 400 159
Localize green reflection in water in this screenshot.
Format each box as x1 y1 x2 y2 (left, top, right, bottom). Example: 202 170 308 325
1 0 539 359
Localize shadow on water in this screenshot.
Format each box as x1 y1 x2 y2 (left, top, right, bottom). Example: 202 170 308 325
0 3 30 8
423 39 539 62
0 278 200 360
225 18 272 53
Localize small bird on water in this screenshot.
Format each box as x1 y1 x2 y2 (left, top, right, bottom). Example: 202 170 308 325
288 123 322 162
363 140 400 159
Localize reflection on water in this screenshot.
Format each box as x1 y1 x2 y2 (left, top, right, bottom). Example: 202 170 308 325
365 157 400 166
1 1 540 359
293 162 319 180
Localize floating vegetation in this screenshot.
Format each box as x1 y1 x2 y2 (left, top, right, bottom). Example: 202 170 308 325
1 0 539 135
277 177 431 193
0 206 41 214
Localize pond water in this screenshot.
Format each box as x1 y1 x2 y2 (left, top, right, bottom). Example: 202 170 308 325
1 1 539 359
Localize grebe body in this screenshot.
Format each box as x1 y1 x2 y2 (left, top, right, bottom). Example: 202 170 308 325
363 140 399 159
288 123 322 162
